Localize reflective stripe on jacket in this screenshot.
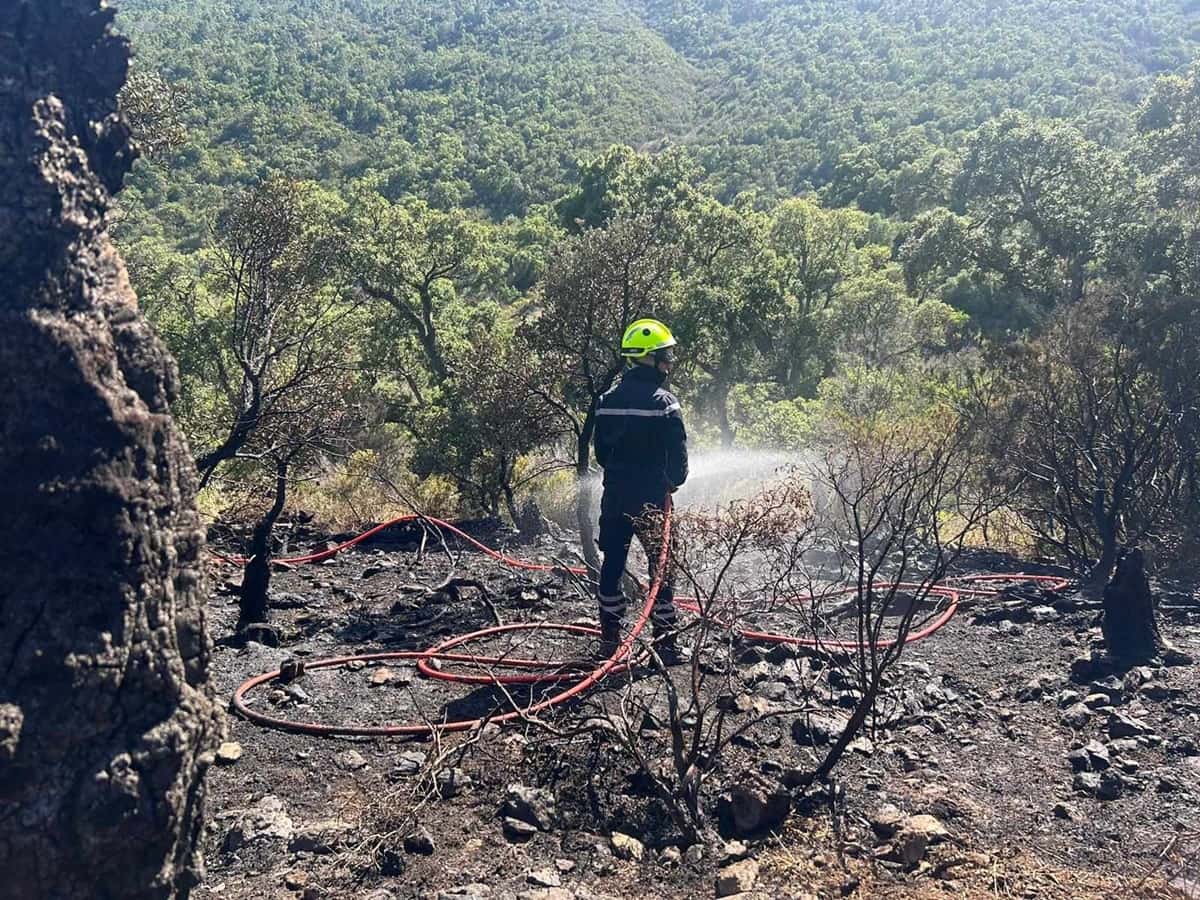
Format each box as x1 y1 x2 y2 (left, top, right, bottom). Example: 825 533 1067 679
594 365 688 495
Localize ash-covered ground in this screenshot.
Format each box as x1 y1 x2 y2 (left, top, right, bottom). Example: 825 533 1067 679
196 520 1200 900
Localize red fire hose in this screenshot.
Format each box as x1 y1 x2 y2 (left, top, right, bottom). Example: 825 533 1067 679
228 509 1070 737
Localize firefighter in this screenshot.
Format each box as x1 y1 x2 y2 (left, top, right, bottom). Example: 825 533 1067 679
594 318 689 664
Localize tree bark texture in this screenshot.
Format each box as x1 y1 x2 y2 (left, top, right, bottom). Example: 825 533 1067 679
0 3 222 898
1101 547 1161 665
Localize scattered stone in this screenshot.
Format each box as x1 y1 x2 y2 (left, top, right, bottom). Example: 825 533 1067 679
335 750 368 772
370 667 399 686
847 735 875 755
502 817 539 842
1083 740 1111 770
1061 703 1092 729
1073 772 1101 795
718 773 791 836
500 784 557 831
1070 651 1116 684
869 803 907 839
757 681 789 701
1016 673 1056 701
611 832 645 862
1168 736 1199 756
437 885 491 900
289 819 355 854
516 889 572 900
526 869 561 888
1097 770 1124 801
1052 802 1077 821
1107 712 1152 739
284 870 309 890
997 621 1024 636
391 750 426 777
1157 775 1184 793
904 814 949 843
404 827 435 855
436 768 472 798
720 840 750 864
716 859 760 897
1030 605 1059 623
224 796 295 850
215 741 243 765
659 846 682 866
1057 690 1082 707
791 713 848 746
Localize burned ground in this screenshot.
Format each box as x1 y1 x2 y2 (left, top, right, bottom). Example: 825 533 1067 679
196 524 1200 900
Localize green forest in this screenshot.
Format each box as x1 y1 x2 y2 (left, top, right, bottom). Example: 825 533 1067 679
112 0 1200 580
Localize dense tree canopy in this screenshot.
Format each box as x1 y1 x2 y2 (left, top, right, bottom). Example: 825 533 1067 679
112 0 1200 580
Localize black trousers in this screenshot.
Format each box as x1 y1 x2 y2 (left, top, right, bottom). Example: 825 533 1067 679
596 483 676 632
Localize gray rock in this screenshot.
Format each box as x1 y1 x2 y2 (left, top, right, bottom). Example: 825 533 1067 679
391 750 426 777
659 846 682 866
791 713 848 746
1061 703 1092 729
1052 802 1077 820
335 749 368 771
438 885 492 900
516 889 572 900
289 819 354 854
716 859 760 897
1073 772 1101 795
224 796 294 850
436 767 472 798
718 773 791 836
526 869 561 888
1083 740 1112 770
1107 712 1152 739
1030 605 1059 623
1070 650 1116 684
611 832 645 861
1097 770 1124 801
720 840 750 864
500 784 557 831
404 826 435 855
502 817 539 842
684 844 705 865
869 803 907 839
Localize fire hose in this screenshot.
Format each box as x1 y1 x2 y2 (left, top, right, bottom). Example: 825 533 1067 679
228 507 1070 737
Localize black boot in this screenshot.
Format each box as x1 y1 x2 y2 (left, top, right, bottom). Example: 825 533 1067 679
652 626 690 667
597 616 622 661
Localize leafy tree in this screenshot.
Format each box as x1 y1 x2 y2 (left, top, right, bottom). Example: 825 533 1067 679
184 178 357 489
349 189 493 381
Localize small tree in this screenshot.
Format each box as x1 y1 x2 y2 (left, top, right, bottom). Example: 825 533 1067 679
410 328 570 527
237 379 358 632
800 395 1005 779
188 178 355 488
995 292 1199 585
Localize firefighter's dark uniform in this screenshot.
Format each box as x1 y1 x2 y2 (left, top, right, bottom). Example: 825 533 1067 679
593 363 689 638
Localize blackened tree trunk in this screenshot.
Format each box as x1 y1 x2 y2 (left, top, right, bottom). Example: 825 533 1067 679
1101 547 1161 665
239 458 289 631
0 3 221 898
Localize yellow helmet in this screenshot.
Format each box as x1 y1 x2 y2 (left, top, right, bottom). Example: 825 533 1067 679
620 318 677 361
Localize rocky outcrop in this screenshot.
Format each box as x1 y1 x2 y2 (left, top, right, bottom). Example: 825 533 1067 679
0 3 221 898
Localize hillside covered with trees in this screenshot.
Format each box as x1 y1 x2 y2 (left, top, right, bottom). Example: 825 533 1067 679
112 0 1200 584
117 0 1200 231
